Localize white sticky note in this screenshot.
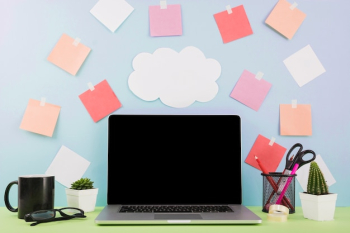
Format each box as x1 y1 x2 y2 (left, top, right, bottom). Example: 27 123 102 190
283 45 326 87
90 0 134 33
296 154 336 192
45 145 90 188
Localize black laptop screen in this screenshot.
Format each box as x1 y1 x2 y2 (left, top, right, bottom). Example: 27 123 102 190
107 114 242 205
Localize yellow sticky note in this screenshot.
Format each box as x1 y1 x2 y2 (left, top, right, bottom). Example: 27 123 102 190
19 99 61 137
265 0 306 39
280 104 312 136
47 33 91 76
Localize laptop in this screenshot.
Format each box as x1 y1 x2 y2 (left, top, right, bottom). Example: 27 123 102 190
95 114 262 224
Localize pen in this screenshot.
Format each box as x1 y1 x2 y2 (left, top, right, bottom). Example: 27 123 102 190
275 163 299 205
255 156 294 211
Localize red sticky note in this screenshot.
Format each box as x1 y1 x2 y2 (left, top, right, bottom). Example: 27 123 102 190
214 5 253 43
245 134 287 172
79 79 122 122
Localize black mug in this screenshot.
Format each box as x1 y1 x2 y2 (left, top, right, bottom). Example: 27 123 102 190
4 175 55 219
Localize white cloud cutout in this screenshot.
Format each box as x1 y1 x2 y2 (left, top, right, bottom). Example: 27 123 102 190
128 46 221 108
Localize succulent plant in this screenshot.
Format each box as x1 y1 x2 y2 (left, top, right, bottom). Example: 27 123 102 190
307 161 329 195
70 178 94 190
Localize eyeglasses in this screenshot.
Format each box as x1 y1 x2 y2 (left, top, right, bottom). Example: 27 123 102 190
24 207 86 226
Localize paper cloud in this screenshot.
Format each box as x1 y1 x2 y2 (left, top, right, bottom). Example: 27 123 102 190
128 46 221 108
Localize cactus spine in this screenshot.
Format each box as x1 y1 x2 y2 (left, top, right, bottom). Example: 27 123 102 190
307 161 329 195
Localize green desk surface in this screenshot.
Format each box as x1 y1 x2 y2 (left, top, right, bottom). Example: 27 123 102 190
1 206 349 233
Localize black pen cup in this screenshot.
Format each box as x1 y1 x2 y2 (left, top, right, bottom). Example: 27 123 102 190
261 172 296 214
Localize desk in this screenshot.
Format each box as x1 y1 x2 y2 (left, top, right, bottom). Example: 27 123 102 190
1 206 349 233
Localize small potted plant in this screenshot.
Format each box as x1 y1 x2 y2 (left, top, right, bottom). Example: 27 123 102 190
65 178 98 212
299 161 337 221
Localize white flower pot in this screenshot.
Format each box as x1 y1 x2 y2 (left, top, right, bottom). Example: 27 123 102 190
299 192 337 221
65 188 98 213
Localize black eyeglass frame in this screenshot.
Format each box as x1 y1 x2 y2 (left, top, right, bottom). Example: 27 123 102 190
24 207 86 226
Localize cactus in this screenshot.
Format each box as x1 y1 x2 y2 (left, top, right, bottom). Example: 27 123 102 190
71 178 94 190
307 161 328 195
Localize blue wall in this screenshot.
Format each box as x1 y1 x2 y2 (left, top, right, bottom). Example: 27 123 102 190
1 0 349 208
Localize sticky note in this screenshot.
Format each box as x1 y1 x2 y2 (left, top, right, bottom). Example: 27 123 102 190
265 0 306 39
79 79 122 122
230 70 272 111
149 4 182 37
296 154 336 192
245 134 287 172
214 5 253 43
19 98 61 137
280 104 312 136
284 44 326 87
45 145 90 188
90 0 134 32
47 33 91 76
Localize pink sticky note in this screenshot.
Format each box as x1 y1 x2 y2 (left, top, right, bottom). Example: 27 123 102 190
265 0 306 39
280 104 312 136
214 5 253 43
19 99 61 137
149 4 182 36
47 33 91 76
245 134 287 172
230 70 272 111
79 79 122 122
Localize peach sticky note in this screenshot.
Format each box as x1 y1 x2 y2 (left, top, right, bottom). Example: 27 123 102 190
214 5 253 43
230 70 272 111
265 0 306 39
245 134 287 172
79 79 122 122
47 33 91 76
280 104 312 135
19 98 61 137
149 4 182 37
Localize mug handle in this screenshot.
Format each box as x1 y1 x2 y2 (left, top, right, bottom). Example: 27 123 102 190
4 181 18 212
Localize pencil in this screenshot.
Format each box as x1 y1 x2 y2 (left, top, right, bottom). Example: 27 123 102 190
255 156 294 211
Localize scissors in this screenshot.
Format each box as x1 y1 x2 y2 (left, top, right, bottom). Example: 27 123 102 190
276 143 316 194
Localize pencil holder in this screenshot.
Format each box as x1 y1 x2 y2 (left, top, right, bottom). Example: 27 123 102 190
261 172 296 214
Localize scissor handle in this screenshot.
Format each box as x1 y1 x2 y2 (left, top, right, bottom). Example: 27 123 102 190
285 143 303 166
297 150 316 168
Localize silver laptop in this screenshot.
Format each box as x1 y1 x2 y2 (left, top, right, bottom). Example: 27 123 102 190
95 114 262 224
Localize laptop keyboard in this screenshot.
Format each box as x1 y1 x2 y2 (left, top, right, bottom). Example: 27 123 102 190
119 205 233 213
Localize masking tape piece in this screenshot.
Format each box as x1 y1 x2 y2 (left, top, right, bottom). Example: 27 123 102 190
73 38 81 46
160 0 167 9
88 82 95 91
292 99 297 108
255 71 264 80
290 2 298 10
40 97 46 106
269 137 276 146
226 5 232 14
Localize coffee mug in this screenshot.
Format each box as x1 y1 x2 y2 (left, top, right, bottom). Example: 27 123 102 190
4 175 55 219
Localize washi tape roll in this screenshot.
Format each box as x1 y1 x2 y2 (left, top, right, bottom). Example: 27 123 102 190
267 204 289 222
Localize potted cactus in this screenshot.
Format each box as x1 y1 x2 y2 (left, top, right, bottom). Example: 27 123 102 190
299 161 337 221
65 178 98 212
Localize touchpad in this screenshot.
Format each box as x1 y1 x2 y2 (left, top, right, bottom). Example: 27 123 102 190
154 214 203 220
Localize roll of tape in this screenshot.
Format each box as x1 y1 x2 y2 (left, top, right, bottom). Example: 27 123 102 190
267 204 289 222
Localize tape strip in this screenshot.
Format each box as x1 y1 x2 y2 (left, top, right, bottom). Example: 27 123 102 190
226 5 232 14
290 2 298 10
292 99 297 108
255 71 264 80
73 38 81 46
88 82 95 91
40 97 46 107
160 0 167 9
267 204 289 222
269 137 276 146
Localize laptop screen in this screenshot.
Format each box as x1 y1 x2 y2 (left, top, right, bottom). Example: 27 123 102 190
107 114 242 205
